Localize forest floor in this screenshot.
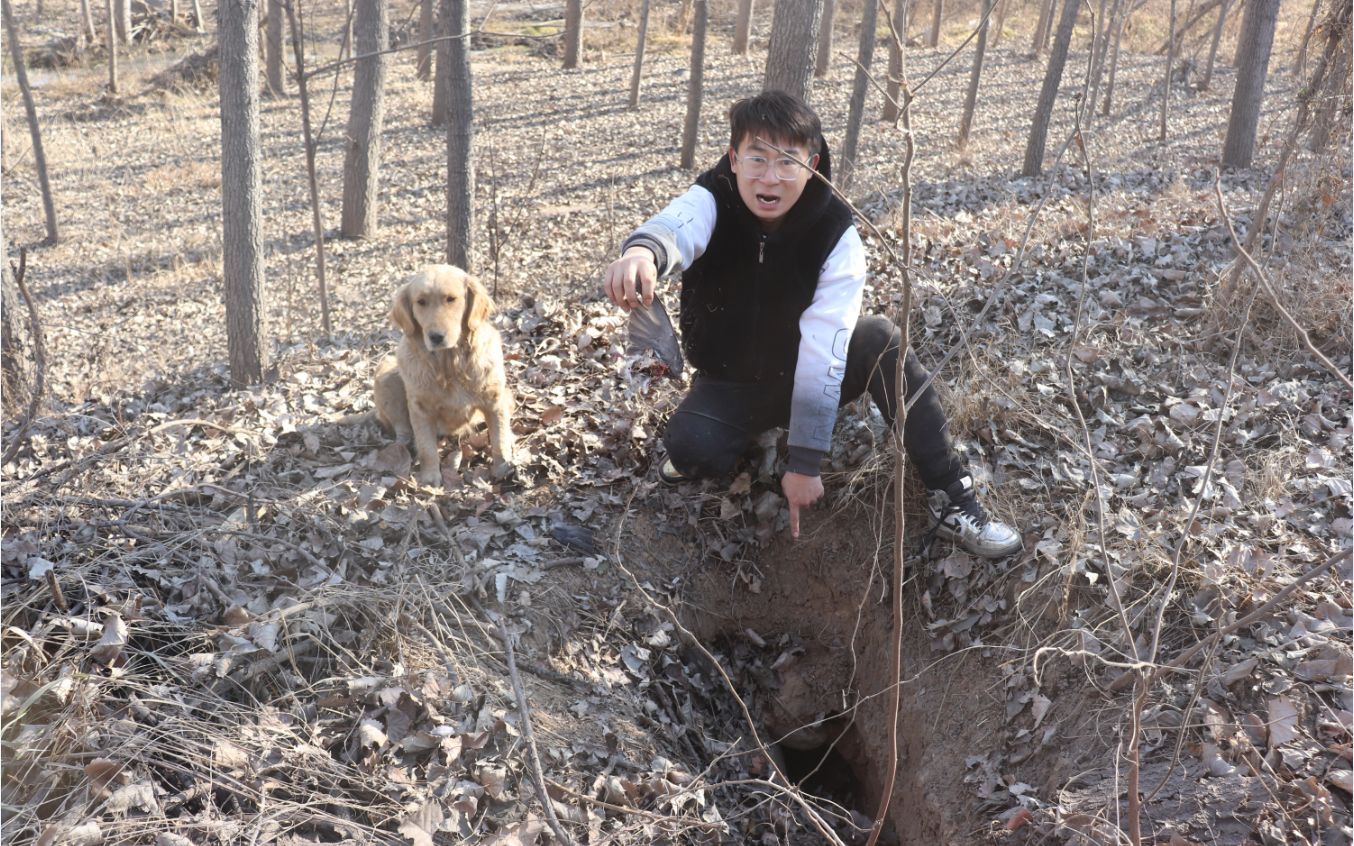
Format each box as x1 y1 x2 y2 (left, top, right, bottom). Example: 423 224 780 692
2 3 1352 844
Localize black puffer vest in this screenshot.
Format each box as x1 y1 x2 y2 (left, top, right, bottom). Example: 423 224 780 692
679 140 854 382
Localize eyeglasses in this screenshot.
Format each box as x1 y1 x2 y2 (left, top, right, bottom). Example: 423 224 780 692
734 152 808 181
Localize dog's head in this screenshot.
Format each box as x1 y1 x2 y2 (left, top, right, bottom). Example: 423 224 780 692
389 264 494 352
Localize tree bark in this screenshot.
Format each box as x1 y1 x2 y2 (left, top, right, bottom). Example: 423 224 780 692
734 0 755 54
1222 0 1280 167
444 0 473 269
883 0 907 122
79 0 96 46
1159 0 1177 141
218 0 267 385
1307 36 1349 152
341 0 388 238
1201 0 1231 88
2 0 59 244
284 0 332 337
191 0 204 32
992 0 1009 47
562 0 583 68
105 0 118 91
1021 0 1079 175
629 0 651 108
265 0 286 95
840 0 879 188
764 0 825 101
1102 0 1130 112
169 0 178 23
1231 0 1253 66
113 0 130 42
680 0 707 168
1292 0 1322 77
1031 0 1054 54
431 0 447 126
417 0 433 79
1086 0 1116 117
928 0 943 46
2 230 29 414
957 0 991 150
814 0 836 77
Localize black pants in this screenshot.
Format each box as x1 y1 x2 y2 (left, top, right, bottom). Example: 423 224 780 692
663 314 965 490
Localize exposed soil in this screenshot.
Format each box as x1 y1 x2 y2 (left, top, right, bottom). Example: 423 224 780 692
2 1 1351 844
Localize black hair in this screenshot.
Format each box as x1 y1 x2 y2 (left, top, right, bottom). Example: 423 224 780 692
728 90 822 155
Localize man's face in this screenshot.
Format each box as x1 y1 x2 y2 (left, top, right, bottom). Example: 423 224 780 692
728 135 819 231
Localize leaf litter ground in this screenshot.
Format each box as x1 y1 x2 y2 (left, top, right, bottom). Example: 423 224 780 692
2 7 1351 844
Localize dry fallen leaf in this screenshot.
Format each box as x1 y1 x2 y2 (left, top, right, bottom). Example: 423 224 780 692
89 614 129 665
1268 696 1301 750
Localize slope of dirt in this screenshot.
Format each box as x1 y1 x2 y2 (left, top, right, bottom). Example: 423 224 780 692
2 2 1351 844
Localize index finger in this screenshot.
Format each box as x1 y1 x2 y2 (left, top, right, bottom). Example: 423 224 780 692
788 500 800 540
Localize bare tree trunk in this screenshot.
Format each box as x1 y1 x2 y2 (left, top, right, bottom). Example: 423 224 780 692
1086 0 1116 115
1307 39 1349 152
79 0 96 45
1201 0 1231 88
1 248 29 416
680 0 707 168
1222 0 1280 167
840 0 878 187
284 0 332 337
992 0 1009 47
957 0 992 149
191 0 204 32
1231 0 1253 66
169 0 178 22
218 0 267 385
114 0 129 42
883 0 907 121
3 0 58 244
432 0 447 126
928 0 942 45
1031 0 1054 54
265 0 286 95
1101 1 1130 113
1292 0 1322 77
444 0 473 269
765 0 825 101
341 0 388 238
814 0 836 77
734 0 754 54
416 0 433 79
1021 0 1079 175
105 0 119 92
562 0 583 68
1159 0 1176 140
628 0 651 108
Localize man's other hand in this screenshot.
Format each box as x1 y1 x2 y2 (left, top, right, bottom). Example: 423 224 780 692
604 247 657 312
782 471 823 539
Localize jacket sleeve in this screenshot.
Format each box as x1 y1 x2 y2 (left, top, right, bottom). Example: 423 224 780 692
619 185 717 277
786 226 867 476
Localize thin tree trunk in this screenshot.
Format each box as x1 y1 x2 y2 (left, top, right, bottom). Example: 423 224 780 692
114 0 129 42
840 0 879 188
1201 0 1231 88
218 0 267 385
1222 0 1280 167
1101 1 1129 113
1031 0 1054 54
169 0 178 22
883 0 907 121
992 0 1009 47
416 0 433 79
928 0 942 46
1021 0 1079 175
2 0 58 244
764 0 825 101
444 0 473 269
957 0 992 149
814 0 836 77
1307 40 1348 152
562 0 583 68
1292 0 1322 77
284 0 332 337
432 0 448 125
340 0 388 238
265 0 286 94
734 0 754 54
191 0 204 32
105 0 119 92
1086 0 1118 121
628 0 651 108
680 0 707 168
1159 0 1177 141
79 0 96 45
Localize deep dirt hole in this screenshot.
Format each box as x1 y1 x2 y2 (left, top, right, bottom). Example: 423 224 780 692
677 495 1025 844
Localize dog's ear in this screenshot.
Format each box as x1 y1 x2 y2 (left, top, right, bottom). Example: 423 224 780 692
463 274 494 333
389 282 420 337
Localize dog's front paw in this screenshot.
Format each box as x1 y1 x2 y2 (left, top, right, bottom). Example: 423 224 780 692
414 466 443 487
490 457 518 479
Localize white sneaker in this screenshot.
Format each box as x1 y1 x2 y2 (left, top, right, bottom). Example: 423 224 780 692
927 475 1022 559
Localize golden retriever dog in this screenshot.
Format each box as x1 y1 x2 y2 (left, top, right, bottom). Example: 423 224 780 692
374 265 515 485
